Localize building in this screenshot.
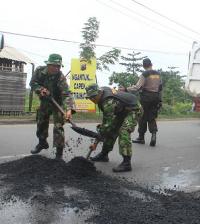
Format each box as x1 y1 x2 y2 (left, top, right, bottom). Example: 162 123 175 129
0 46 33 115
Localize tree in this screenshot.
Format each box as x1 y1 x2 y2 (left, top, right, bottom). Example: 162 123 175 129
79 17 99 61
109 51 146 87
79 17 121 70
160 68 191 105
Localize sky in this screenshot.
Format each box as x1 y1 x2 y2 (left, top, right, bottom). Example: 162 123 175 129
1 0 200 87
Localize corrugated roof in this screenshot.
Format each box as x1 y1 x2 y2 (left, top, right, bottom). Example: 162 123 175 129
0 45 33 64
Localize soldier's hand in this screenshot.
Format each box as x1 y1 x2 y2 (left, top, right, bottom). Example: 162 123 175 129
65 110 72 120
40 87 50 96
96 123 102 131
89 143 98 151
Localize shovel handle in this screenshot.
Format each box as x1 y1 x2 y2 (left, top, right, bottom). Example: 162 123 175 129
50 97 65 115
50 96 77 127
67 119 77 127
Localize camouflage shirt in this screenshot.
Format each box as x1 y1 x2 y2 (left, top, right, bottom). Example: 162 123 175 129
30 66 75 111
100 99 137 138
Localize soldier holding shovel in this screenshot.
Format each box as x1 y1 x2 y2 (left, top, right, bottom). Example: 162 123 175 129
85 84 140 172
29 54 76 159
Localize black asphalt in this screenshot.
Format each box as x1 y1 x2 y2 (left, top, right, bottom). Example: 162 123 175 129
0 120 200 223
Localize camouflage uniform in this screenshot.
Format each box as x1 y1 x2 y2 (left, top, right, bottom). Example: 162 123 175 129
98 98 139 157
85 84 140 172
30 66 75 149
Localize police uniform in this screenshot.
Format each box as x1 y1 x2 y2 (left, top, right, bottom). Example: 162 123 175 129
127 58 162 146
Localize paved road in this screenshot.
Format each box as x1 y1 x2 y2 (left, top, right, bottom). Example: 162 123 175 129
0 120 200 223
0 120 200 192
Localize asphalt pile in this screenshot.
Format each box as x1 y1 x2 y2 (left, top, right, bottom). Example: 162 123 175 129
0 155 199 224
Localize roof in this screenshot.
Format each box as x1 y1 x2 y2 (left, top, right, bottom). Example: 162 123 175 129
0 45 34 64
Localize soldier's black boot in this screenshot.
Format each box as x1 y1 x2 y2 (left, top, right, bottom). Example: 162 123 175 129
55 147 63 160
132 134 145 144
112 156 132 172
90 151 109 162
150 133 156 147
31 139 49 154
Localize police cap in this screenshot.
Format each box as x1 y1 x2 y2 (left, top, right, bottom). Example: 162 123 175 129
143 58 152 68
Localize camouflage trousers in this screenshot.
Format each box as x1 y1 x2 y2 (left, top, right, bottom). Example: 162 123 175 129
102 112 137 157
36 101 65 148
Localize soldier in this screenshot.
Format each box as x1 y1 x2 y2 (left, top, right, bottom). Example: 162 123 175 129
30 54 76 159
127 58 162 146
85 84 140 172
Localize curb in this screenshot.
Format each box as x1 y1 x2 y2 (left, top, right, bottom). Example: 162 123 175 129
0 118 199 125
0 120 36 125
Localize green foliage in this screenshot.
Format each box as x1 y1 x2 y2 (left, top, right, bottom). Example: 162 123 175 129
120 52 145 74
160 102 192 116
79 17 120 69
160 68 192 106
109 72 138 88
97 48 121 71
159 103 174 115
173 102 192 115
109 51 146 87
79 17 99 61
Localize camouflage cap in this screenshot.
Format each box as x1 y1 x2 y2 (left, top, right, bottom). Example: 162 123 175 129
85 83 100 99
45 54 63 66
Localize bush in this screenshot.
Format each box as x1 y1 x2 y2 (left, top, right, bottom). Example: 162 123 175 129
160 103 174 115
173 102 192 115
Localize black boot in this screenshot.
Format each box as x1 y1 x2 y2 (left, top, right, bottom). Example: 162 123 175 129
31 139 49 154
150 133 156 146
90 151 109 162
132 134 145 144
112 156 132 172
55 147 63 160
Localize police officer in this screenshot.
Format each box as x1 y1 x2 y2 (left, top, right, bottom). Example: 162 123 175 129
85 84 140 172
127 58 162 146
30 54 76 159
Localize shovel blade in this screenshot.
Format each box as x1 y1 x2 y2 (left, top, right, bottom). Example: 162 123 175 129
71 126 100 139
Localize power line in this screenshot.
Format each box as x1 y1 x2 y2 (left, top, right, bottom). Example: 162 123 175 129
0 30 188 55
18 48 71 65
0 30 80 44
130 0 200 37
96 0 192 45
109 0 198 42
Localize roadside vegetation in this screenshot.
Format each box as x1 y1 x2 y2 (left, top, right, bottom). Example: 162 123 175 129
22 90 200 121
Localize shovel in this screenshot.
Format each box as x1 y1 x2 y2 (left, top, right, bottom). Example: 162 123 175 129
50 96 101 158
